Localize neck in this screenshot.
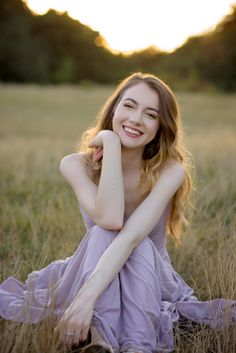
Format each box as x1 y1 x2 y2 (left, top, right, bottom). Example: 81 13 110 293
121 146 144 174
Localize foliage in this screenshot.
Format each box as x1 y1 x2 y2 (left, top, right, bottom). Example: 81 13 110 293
0 0 236 90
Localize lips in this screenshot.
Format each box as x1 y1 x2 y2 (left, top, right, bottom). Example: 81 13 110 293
123 125 143 134
122 126 144 139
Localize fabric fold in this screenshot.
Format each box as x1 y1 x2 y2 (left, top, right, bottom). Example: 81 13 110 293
0 203 235 352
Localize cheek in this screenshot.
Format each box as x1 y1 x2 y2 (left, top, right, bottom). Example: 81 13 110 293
112 113 122 130
112 118 119 134
149 120 160 133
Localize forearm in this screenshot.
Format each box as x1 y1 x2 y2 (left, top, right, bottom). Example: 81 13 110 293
95 135 124 228
71 163 183 308
74 209 153 305
73 229 135 305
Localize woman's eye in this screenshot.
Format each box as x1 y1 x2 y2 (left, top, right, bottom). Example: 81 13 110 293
124 103 133 108
147 113 157 119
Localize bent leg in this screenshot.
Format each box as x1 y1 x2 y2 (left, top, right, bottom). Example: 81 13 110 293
66 225 121 352
0 224 121 353
118 237 162 353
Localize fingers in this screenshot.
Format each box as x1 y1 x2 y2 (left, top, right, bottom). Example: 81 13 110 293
80 326 90 341
88 136 99 148
87 132 103 148
55 322 88 347
63 320 76 346
65 324 89 345
92 147 103 162
55 307 92 348
70 327 82 345
73 330 85 345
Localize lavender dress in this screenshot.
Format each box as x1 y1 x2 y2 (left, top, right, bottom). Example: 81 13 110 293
0 202 235 353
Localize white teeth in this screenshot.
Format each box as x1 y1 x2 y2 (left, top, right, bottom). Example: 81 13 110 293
123 126 142 135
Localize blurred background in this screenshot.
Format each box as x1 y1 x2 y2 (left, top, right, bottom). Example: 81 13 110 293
0 2 236 352
0 0 236 90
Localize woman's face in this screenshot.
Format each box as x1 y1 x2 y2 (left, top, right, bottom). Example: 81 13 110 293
112 82 160 151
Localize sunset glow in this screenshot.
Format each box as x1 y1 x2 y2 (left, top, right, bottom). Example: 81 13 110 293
24 0 235 53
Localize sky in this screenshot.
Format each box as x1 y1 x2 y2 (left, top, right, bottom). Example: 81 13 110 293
24 0 235 53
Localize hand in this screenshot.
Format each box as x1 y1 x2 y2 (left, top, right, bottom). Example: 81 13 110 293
92 146 103 162
54 296 94 347
88 130 118 148
88 130 120 162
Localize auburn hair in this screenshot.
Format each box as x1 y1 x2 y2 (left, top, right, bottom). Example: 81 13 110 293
76 72 195 243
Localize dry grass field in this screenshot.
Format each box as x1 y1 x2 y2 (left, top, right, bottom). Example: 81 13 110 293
0 84 236 353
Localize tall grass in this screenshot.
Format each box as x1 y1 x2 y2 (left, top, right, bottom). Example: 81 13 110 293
0 84 235 352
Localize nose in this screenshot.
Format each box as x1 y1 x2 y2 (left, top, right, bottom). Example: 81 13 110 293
129 109 142 125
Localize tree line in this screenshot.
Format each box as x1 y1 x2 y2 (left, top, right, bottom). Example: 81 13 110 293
0 0 235 91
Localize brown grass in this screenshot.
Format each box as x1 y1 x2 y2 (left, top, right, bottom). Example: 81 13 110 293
0 84 236 352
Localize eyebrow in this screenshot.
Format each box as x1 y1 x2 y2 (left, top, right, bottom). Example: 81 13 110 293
124 98 160 114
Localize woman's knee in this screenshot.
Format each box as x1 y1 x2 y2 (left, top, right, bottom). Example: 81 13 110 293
131 238 157 267
82 226 119 271
132 237 153 254
88 225 118 246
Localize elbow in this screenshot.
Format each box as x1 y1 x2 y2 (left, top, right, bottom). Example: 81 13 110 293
102 223 124 232
111 223 124 231
96 210 124 231
98 219 124 231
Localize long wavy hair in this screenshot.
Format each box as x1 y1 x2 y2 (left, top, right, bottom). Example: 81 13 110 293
76 72 195 243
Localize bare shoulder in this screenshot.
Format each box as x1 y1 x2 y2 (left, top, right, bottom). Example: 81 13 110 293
59 152 92 182
60 152 86 163
161 159 185 176
60 152 90 171
155 159 185 191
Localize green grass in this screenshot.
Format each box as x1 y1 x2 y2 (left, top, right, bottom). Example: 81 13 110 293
0 84 236 352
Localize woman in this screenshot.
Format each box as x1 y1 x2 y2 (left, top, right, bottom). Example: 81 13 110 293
0 72 235 353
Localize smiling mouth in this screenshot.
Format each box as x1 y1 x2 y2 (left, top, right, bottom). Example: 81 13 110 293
122 125 143 137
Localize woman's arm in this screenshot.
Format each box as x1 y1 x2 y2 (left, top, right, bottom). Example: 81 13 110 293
92 131 125 229
56 161 184 345
60 130 125 230
77 161 185 302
